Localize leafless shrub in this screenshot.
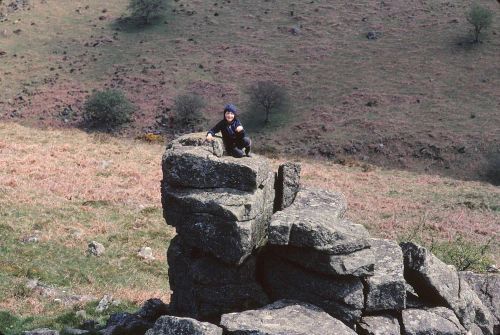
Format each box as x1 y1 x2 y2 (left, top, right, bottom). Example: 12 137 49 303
247 81 289 124
173 93 206 129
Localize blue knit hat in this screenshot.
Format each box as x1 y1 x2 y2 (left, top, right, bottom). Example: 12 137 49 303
224 104 238 115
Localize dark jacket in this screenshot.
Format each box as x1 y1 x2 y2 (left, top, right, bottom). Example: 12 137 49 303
207 119 245 148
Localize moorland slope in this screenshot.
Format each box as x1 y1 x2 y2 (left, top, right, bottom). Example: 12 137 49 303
0 0 499 183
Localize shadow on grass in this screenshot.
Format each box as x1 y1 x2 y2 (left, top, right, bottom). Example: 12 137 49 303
483 152 500 186
77 118 133 137
81 200 112 208
238 109 295 158
0 311 35 335
0 300 138 335
449 34 485 52
111 15 166 33
240 109 295 135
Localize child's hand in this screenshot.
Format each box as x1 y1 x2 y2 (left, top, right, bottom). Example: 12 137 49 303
236 126 244 132
206 133 213 142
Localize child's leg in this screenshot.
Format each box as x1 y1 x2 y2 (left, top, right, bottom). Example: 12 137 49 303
236 137 251 156
229 147 245 158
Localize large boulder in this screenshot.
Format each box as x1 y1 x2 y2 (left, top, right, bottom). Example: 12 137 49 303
167 210 270 266
101 313 152 335
271 245 374 277
267 188 373 277
402 307 466 335
162 133 271 191
259 253 364 327
167 236 268 321
161 133 276 265
99 299 169 335
163 180 274 223
401 242 494 334
162 173 274 265
268 188 369 253
145 316 222 335
220 300 356 335
364 238 406 312
136 299 170 322
274 162 301 211
357 315 400 335
460 271 500 334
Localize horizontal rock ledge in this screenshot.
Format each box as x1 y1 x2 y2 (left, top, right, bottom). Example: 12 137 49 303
220 300 356 335
162 134 272 192
271 245 374 277
162 173 274 223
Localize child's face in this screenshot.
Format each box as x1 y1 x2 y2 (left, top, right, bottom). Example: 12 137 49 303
225 111 235 122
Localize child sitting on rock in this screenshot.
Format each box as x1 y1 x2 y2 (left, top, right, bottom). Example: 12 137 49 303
206 104 252 158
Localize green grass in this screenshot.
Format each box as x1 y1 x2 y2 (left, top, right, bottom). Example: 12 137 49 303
0 300 138 335
0 198 173 333
399 227 495 272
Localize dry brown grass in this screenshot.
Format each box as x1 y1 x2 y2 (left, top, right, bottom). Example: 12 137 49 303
0 123 162 207
1 121 497 255
0 122 172 320
272 157 499 262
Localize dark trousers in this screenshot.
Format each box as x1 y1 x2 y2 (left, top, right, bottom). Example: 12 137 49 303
226 137 251 158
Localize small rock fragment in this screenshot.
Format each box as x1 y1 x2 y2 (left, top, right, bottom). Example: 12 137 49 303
138 246 155 261
87 241 105 256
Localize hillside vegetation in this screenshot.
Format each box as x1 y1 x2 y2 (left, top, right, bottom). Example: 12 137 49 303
0 0 499 182
0 123 498 332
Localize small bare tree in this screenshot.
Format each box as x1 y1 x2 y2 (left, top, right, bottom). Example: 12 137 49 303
466 4 494 43
173 93 206 128
248 81 288 124
128 0 168 24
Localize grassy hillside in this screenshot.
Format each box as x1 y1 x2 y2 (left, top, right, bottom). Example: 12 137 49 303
0 0 499 182
0 122 498 333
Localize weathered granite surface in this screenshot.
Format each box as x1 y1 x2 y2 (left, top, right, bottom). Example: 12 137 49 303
172 210 271 265
401 242 494 335
259 253 364 327
220 300 356 335
145 316 222 335
162 173 274 265
163 178 274 222
266 187 374 280
162 133 271 191
364 238 406 312
157 133 499 335
402 307 466 335
275 162 301 211
162 133 276 265
272 245 374 277
168 236 268 321
357 315 400 335
460 271 500 334
268 189 369 254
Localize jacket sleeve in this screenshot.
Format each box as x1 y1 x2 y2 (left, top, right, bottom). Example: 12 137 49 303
235 119 246 138
207 120 223 136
